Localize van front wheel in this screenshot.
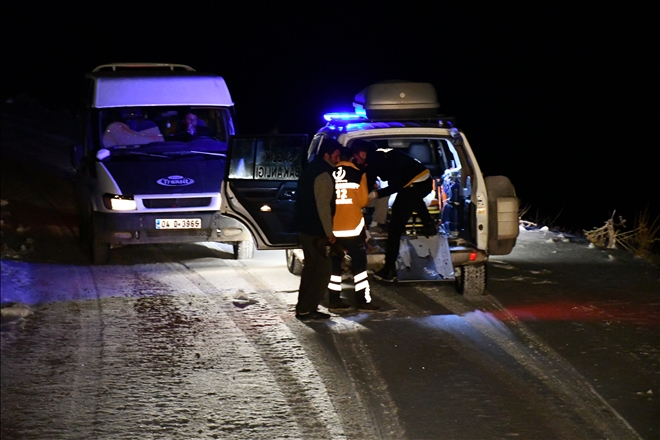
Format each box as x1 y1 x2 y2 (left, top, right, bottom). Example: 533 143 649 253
455 264 486 297
91 220 110 265
286 249 303 275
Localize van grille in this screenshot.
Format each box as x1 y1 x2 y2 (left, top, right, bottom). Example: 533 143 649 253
143 197 212 208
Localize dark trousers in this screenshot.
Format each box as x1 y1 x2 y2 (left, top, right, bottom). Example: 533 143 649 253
330 232 370 303
384 179 434 271
297 232 333 314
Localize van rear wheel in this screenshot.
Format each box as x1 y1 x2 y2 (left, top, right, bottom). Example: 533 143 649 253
455 264 486 297
233 239 254 260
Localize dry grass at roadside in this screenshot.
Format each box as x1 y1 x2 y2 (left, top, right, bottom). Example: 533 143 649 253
583 209 660 264
518 204 567 231
519 204 660 267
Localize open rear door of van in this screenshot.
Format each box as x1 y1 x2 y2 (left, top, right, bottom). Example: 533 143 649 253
220 135 308 250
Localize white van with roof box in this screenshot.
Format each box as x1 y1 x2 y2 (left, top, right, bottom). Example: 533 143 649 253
219 80 519 296
71 63 254 264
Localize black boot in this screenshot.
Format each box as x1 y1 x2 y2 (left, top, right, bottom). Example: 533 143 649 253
373 267 397 282
328 292 350 312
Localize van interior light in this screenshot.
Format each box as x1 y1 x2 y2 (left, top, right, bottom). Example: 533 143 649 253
260 205 272 212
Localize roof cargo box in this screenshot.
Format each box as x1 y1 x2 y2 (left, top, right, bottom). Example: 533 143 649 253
353 81 439 120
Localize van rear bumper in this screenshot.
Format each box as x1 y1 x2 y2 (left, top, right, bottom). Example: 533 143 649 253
363 246 488 271
93 211 252 245
450 247 488 266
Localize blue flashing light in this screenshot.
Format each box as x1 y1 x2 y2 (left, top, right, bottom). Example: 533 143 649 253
323 112 366 122
346 122 370 130
353 104 367 117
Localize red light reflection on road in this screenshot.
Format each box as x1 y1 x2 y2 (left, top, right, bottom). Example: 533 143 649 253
491 300 660 326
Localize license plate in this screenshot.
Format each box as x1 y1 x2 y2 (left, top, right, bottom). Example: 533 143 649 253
155 218 202 229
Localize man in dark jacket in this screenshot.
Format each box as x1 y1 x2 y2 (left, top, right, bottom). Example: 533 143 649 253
351 140 437 282
293 138 342 320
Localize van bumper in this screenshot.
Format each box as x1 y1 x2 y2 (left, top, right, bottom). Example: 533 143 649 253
365 247 487 270
93 211 252 245
450 247 488 266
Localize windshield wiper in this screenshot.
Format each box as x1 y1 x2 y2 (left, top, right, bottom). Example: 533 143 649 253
122 151 171 158
165 150 226 157
188 150 226 157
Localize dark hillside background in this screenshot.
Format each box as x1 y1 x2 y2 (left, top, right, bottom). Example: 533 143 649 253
2 1 656 231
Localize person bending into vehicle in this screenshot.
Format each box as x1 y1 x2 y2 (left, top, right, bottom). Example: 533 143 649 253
350 139 437 282
293 138 341 321
327 148 380 312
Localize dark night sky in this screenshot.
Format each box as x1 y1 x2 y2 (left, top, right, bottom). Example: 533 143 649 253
2 1 657 231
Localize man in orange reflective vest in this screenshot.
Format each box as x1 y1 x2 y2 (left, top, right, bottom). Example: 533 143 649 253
327 146 380 312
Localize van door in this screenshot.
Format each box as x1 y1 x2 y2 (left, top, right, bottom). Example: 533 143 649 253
220 135 308 249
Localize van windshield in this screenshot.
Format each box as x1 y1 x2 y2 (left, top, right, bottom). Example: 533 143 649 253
98 106 232 153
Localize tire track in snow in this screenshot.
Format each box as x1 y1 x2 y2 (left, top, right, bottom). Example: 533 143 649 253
8 262 311 439
159 260 351 439
418 285 643 440
326 319 406 440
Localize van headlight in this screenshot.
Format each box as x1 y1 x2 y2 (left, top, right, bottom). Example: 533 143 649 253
103 194 137 211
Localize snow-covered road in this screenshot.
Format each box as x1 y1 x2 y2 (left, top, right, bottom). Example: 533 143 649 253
2 100 658 439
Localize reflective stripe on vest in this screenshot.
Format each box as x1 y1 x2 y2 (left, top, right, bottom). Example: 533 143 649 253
333 217 365 238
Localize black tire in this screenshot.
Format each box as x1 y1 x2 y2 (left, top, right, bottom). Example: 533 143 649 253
286 249 303 276
455 264 486 297
233 239 254 260
78 205 92 248
91 218 110 265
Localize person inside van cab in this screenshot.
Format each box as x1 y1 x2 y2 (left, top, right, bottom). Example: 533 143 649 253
184 112 202 136
170 112 209 140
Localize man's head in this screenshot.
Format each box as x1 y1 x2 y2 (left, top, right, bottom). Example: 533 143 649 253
184 113 198 135
318 137 342 166
350 139 376 166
